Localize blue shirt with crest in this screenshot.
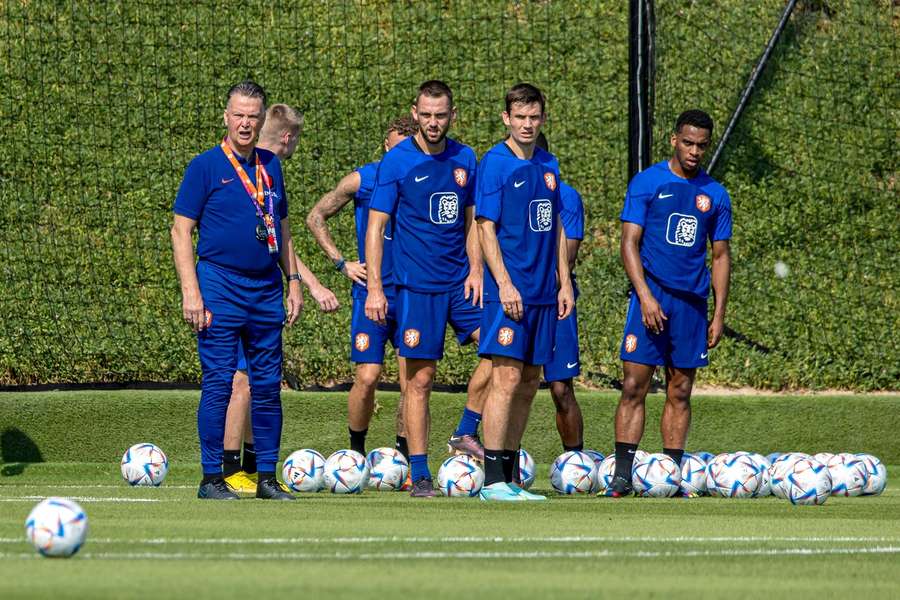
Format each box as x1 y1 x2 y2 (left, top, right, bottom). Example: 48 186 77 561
173 146 288 277
620 160 732 299
368 137 477 293
475 141 562 306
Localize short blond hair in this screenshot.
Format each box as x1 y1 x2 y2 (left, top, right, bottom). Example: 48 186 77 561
261 103 303 140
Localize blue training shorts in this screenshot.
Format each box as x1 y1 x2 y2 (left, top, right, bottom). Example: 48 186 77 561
543 304 580 382
350 292 400 364
395 286 481 360
479 301 557 366
620 276 709 369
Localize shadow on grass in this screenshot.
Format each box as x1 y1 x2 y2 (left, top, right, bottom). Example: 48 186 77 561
1 428 43 476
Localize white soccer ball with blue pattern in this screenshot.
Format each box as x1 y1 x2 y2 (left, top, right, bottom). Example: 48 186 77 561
550 451 598 495
856 453 887 496
707 453 761 498
366 447 409 491
282 449 326 492
583 450 605 493
784 458 832 505
438 455 484 497
517 449 536 490
744 452 772 496
632 453 681 498
813 452 835 466
25 497 88 558
680 453 709 495
120 443 168 487
827 453 868 497
596 454 617 493
768 452 811 499
324 449 369 494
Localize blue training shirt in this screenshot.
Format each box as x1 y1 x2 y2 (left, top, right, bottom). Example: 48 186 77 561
174 145 288 277
475 141 561 306
559 180 584 297
368 136 477 293
352 161 394 299
620 160 732 299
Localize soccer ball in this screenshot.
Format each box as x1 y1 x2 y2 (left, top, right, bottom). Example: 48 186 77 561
784 458 831 505
437 455 484 497
694 451 715 463
768 452 811 499
596 454 617 493
707 453 761 498
282 449 326 492
120 443 168 486
813 452 835 465
680 454 709 496
25 497 88 558
766 452 782 465
632 453 681 498
827 453 868 497
517 449 536 490
856 453 887 496
583 450 605 493
745 452 772 496
550 451 597 495
366 447 409 491
324 450 369 494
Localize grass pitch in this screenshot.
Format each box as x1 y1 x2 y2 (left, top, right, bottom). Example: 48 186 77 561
1 391 899 599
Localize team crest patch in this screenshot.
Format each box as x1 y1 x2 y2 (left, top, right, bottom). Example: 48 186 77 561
624 334 638 353
403 329 421 348
543 172 557 191
498 327 515 347
696 194 711 213
203 309 213 328
453 168 468 188
354 333 370 352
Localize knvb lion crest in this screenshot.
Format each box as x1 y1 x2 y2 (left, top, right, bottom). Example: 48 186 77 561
695 194 711 213
354 333 370 352
498 327 515 347
453 168 468 188
624 334 638 353
543 172 557 191
403 329 421 348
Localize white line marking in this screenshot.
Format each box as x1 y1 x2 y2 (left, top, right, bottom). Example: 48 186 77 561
2 547 899 560
0 484 196 489
0 496 164 503
1 535 896 545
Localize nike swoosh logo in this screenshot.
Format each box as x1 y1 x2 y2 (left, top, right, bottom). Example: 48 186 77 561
566 362 579 369
221 178 234 184
658 193 673 199
485 455 497 461
627 450 636 454
700 352 709 359
414 175 429 182
514 180 525 188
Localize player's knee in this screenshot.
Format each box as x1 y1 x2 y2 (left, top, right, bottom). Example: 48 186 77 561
231 372 250 401
492 368 522 393
354 365 382 391
406 368 434 398
550 381 575 411
667 381 693 406
620 375 648 406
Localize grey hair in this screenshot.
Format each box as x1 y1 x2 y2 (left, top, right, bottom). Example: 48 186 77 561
227 80 267 109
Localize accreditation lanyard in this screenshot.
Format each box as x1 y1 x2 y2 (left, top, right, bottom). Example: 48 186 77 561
220 139 279 255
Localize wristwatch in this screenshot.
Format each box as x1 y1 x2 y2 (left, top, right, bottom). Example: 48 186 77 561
287 273 302 283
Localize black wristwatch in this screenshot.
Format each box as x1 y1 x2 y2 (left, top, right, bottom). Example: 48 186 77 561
287 273 302 283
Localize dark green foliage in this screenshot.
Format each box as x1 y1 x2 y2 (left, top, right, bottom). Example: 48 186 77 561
0 1 895 389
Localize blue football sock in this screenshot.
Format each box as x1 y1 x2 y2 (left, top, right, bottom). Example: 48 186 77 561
409 454 431 482
453 408 482 437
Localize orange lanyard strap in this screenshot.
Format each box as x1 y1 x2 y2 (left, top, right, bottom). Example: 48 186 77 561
220 139 274 218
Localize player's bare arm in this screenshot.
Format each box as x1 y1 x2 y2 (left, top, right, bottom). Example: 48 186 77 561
478 217 523 321
621 221 667 333
306 171 366 284
364 209 389 324
556 223 574 320
278 217 303 326
707 239 731 348
171 214 205 332
293 253 340 313
463 205 483 308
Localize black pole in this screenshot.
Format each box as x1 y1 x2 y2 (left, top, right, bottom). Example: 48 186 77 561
708 0 798 175
628 0 653 179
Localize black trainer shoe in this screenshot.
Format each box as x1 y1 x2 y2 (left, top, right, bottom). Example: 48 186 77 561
410 477 437 498
197 478 240 500
603 475 634 498
256 476 295 500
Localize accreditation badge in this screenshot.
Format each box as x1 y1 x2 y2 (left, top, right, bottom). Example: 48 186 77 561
263 213 278 254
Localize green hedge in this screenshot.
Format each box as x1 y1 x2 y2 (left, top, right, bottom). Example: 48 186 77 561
0 1 895 389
